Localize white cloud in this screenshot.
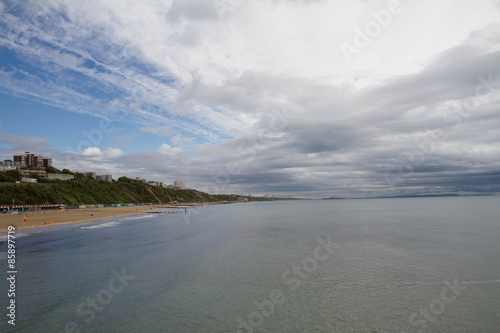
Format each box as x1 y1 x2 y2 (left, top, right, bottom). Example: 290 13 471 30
81 147 123 158
82 147 102 156
171 134 195 146
103 148 124 158
2 0 499 138
158 143 182 155
139 126 172 137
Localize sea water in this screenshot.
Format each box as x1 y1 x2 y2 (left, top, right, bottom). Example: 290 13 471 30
1 196 499 332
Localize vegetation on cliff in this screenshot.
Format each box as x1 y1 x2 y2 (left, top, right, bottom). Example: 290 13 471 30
0 178 245 206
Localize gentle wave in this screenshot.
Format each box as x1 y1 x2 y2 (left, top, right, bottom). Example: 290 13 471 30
462 279 500 285
0 232 30 242
123 214 154 220
318 279 500 287
81 221 120 229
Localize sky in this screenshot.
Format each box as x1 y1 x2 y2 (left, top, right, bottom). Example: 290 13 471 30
0 0 499 198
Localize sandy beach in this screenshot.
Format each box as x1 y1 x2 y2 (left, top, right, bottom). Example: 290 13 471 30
0 203 217 232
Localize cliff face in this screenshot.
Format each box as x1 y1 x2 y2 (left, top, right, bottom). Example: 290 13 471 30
0 180 239 206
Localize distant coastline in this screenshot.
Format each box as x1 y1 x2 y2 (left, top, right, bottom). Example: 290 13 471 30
352 193 495 199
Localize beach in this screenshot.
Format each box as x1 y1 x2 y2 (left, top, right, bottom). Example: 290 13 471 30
0 203 215 232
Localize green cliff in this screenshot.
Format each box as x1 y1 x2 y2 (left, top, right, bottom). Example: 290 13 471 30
0 179 242 206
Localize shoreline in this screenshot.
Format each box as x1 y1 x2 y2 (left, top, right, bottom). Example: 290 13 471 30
0 202 223 232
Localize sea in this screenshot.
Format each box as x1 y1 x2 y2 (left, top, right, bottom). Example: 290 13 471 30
1 196 499 333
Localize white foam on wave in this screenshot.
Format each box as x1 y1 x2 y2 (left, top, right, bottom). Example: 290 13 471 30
81 221 120 229
0 252 7 261
461 279 500 285
123 214 154 221
0 232 30 242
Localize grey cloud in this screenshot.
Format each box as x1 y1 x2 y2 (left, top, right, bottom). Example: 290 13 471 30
1 3 499 198
362 46 500 113
0 132 55 156
166 0 219 22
